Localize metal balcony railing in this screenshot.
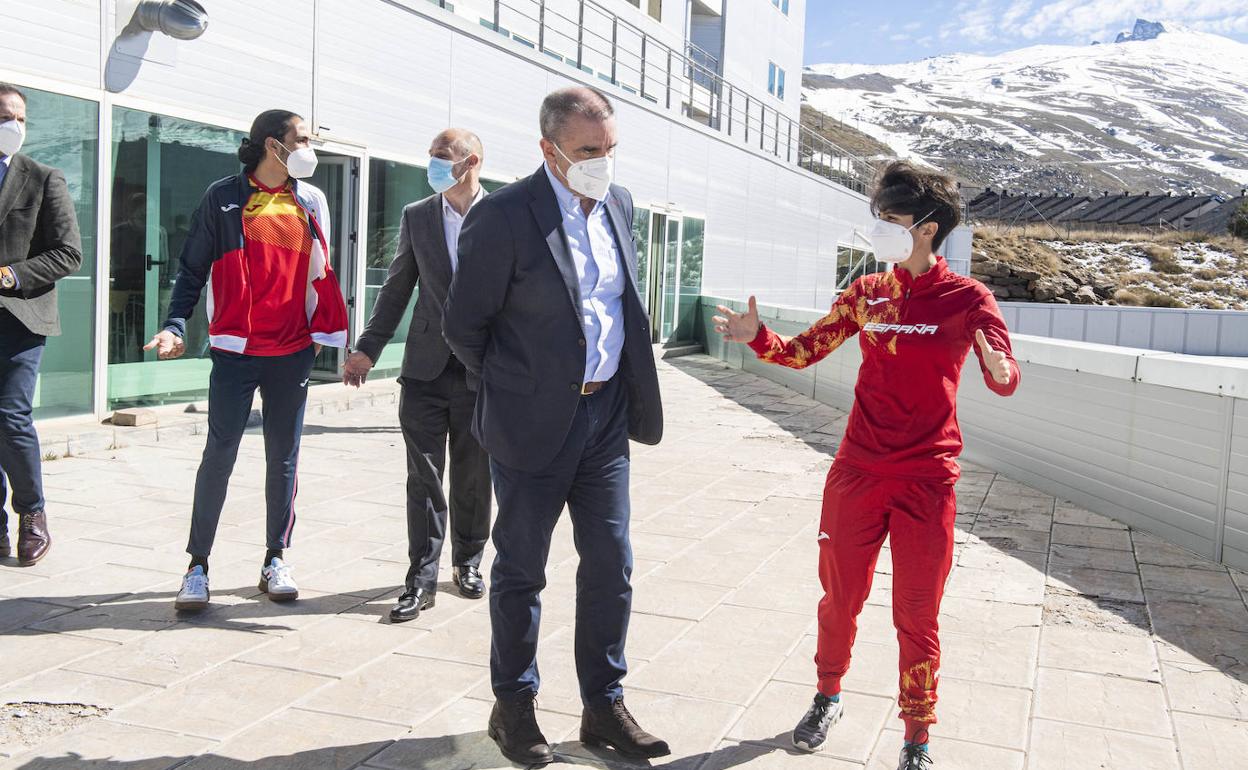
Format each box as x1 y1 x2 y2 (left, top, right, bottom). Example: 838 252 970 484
422 0 872 194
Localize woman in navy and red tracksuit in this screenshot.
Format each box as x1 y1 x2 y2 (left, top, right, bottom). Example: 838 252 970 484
715 162 1019 770
145 110 349 612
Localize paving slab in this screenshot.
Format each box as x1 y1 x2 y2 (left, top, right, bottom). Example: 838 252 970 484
2 355 1246 768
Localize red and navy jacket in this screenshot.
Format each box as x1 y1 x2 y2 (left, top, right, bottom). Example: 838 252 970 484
749 257 1020 482
162 172 349 353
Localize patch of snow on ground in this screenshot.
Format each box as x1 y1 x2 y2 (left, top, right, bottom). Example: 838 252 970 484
1038 239 1247 308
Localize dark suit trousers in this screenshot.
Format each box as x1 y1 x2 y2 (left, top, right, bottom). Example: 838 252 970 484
399 358 492 592
0 310 46 523
489 376 633 707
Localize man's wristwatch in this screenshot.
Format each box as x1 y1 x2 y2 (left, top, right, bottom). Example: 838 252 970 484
0 267 16 290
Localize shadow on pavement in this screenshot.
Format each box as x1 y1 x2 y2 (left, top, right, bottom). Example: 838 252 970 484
10 730 802 770
666 354 1248 692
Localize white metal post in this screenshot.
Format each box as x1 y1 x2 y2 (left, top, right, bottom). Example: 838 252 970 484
92 93 113 420
352 153 370 342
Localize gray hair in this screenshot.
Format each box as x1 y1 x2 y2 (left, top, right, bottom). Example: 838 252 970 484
539 87 614 141
0 82 27 103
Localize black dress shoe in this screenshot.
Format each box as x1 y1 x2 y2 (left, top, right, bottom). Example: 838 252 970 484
389 588 435 623
488 696 553 766
581 697 671 759
453 565 485 599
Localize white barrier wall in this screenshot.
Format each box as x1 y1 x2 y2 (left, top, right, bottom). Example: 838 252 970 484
699 296 1248 571
1000 302 1248 356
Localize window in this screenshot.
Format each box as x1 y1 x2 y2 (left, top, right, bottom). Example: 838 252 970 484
836 245 882 291
20 86 99 418
771 0 790 15
675 216 705 340
632 206 651 299
363 158 433 373
363 160 508 374
625 0 661 22
107 107 246 408
768 62 786 100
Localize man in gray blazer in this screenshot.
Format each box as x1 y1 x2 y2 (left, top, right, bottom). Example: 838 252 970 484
343 128 491 622
0 83 83 565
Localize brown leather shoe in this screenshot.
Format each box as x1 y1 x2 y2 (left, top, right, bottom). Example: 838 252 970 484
0 527 10 559
580 697 671 759
488 696 553 766
17 511 51 566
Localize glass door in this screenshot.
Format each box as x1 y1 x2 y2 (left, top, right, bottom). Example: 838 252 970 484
660 216 682 341
643 210 690 343
107 108 245 409
645 212 668 342
306 154 358 380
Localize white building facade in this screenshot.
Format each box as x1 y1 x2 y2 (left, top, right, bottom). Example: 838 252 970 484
1 0 871 420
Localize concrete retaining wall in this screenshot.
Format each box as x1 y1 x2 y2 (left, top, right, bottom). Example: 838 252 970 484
699 295 1248 570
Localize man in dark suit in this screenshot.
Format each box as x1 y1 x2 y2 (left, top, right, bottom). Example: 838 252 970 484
0 83 83 565
444 87 665 767
343 128 492 622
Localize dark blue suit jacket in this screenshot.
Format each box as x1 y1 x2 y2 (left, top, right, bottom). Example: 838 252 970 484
443 164 663 472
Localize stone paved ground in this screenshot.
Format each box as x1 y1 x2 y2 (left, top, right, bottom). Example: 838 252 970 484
1 354 1247 769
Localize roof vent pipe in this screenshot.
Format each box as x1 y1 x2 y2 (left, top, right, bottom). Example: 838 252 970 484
136 0 208 40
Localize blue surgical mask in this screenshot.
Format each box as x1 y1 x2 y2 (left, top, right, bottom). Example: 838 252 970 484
427 156 463 194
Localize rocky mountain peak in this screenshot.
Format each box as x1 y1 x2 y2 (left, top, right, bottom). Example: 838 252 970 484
1115 19 1166 43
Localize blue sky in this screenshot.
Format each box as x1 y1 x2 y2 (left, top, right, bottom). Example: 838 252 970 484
803 1 1248 65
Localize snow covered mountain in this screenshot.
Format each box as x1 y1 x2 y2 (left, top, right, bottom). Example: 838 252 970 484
803 20 1248 196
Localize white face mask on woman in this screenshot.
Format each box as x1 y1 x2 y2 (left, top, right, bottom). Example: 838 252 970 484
864 210 937 263
554 143 614 202
274 139 318 179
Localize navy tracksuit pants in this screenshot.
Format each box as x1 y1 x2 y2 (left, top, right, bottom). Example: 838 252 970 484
186 345 315 557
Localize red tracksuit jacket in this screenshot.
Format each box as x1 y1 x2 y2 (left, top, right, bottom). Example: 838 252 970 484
748 257 1019 482
162 173 349 354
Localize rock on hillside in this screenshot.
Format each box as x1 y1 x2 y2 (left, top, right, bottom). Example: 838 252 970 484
972 230 1248 309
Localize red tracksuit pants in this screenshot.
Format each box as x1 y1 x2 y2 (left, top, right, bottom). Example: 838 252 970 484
816 463 957 735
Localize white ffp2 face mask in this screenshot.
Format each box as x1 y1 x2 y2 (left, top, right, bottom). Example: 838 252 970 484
860 210 937 263
0 120 25 157
554 144 613 202
275 140 318 179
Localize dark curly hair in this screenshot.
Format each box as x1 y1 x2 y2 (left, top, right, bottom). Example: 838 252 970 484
869 161 962 251
238 109 300 173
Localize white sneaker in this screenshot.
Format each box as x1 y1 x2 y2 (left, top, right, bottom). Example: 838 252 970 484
175 566 210 612
259 557 298 601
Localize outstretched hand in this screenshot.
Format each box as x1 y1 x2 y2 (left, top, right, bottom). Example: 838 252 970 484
713 296 762 343
976 329 1011 386
143 330 185 360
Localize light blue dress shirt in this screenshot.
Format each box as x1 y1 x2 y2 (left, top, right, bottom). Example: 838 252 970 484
543 162 626 384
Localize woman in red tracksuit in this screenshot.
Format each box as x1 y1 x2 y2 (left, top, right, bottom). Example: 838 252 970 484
714 162 1019 770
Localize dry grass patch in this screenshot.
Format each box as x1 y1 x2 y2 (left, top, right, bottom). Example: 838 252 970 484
982 223 1248 259
972 229 1063 274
